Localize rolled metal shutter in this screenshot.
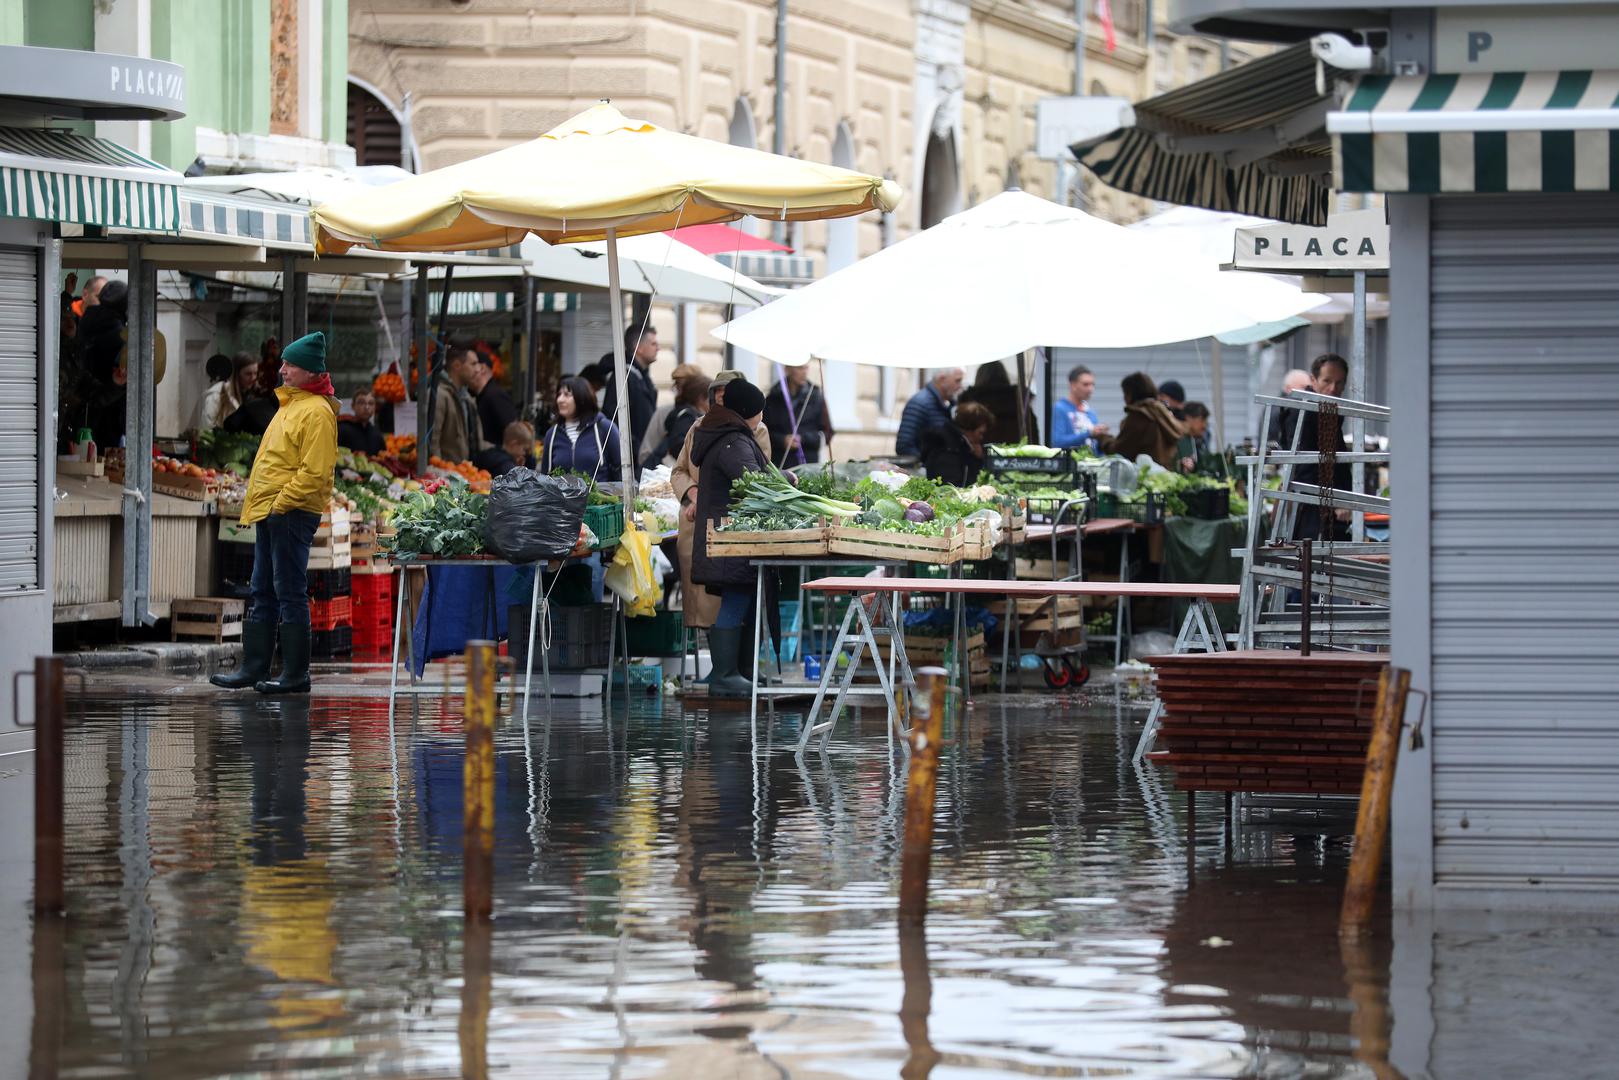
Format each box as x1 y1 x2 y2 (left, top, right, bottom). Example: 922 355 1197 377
1050 340 1251 444
1429 194 1619 895
0 248 38 590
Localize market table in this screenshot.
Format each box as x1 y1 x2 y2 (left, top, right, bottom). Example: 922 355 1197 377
386 554 634 718
800 576 1238 754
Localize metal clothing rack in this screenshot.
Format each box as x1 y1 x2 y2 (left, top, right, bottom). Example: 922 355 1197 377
1235 390 1392 651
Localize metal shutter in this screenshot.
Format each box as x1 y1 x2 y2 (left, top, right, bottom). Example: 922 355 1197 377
1050 339 1252 444
1429 194 1619 895
0 248 38 590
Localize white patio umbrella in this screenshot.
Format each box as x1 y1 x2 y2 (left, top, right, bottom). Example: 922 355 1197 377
713 190 1329 367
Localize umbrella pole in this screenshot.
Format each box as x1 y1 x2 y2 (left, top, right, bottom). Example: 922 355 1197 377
604 227 639 524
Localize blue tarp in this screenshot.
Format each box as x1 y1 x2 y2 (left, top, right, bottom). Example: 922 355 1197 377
410 564 534 676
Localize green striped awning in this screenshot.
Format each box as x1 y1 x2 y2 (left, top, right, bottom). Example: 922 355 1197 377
0 127 180 230
1072 43 1336 226
1330 71 1619 194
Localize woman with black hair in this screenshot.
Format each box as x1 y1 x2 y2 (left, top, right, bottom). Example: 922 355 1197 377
539 375 623 479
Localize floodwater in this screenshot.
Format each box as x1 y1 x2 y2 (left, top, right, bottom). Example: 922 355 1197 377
21 679 1619 1078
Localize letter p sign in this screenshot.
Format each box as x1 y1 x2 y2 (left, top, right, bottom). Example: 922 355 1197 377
1467 31 1493 63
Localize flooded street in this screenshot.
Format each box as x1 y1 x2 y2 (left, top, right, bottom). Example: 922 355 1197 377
22 680 1618 1078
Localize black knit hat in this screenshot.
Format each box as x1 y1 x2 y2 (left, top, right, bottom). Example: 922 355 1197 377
723 379 765 418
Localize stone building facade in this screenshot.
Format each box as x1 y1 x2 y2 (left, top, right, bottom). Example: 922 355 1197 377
348 0 1255 453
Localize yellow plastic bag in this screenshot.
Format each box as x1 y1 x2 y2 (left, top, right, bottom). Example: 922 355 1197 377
604 517 662 617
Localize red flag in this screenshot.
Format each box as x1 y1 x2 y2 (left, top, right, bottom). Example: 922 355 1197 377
1097 0 1117 53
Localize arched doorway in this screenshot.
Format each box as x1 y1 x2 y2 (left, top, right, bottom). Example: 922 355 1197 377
346 80 415 171
823 122 860 428
920 130 960 229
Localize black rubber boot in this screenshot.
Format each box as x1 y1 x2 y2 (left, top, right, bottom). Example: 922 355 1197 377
255 623 312 695
737 619 757 681
706 627 752 699
211 621 276 690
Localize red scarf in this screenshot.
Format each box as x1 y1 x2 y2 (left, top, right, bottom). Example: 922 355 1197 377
302 374 336 398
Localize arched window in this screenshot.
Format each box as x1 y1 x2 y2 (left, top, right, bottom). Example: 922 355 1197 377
347 80 414 171
728 97 757 150
920 130 960 228
826 122 858 272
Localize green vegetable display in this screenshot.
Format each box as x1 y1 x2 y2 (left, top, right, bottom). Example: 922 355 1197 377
196 430 260 475
382 486 489 558
1125 470 1239 516
552 469 621 505
724 464 861 530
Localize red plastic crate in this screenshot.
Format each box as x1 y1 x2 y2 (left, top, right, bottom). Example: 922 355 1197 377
352 571 394 603
311 594 352 631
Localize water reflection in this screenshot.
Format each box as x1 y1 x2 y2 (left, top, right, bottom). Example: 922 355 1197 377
28 687 1616 1078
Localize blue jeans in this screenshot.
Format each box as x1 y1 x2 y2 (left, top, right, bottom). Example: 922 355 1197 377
248 510 321 625
715 588 752 630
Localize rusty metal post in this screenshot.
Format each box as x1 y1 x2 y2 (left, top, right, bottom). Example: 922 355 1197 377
1341 666 1411 936
463 641 497 921
898 667 947 927
1298 538 1313 657
898 922 940 1079
35 656 64 916
459 918 492 1080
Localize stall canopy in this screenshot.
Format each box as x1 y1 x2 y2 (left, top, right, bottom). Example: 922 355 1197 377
311 101 900 507
713 190 1327 368
0 127 181 231
1071 44 1340 226
1329 69 1619 194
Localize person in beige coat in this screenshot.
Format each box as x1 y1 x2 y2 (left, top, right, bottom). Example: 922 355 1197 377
672 370 769 629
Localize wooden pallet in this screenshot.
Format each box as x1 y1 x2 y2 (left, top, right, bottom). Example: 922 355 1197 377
171 597 245 642
707 519 829 558
1148 650 1388 795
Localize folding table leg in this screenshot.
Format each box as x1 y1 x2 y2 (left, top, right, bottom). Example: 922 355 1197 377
388 566 408 718
797 598 859 754
813 603 873 755
750 565 764 730
522 565 540 719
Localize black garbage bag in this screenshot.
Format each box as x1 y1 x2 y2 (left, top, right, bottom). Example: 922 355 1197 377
482 469 588 562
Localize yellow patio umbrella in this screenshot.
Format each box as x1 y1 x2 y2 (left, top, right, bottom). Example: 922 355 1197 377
312 102 902 501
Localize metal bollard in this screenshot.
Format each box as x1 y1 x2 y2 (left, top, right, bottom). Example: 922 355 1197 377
1341 665 1411 936
459 918 492 1080
898 667 947 927
35 656 65 916
463 641 497 922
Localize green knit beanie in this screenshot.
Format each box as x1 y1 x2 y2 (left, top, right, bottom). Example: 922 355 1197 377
281 331 328 374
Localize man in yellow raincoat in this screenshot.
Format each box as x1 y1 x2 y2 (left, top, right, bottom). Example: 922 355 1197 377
212 331 339 695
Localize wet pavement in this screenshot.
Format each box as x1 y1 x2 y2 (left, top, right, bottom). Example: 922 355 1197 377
15 673 1619 1078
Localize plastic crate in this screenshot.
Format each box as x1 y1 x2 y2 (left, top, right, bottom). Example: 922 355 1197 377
218 540 255 593
984 448 1080 479
308 566 352 600
609 663 664 691
311 625 352 658
1095 492 1164 525
623 610 685 657
353 621 394 651
351 572 395 631
1183 486 1231 520
584 503 624 550
508 603 613 669
311 595 352 631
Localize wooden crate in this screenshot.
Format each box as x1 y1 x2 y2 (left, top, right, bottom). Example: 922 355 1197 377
827 524 963 565
57 456 106 478
306 541 352 571
350 523 378 566
988 596 1083 632
171 597 245 642
707 519 829 558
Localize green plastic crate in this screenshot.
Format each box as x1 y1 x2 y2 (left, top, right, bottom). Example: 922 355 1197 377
584 503 625 550
623 610 686 656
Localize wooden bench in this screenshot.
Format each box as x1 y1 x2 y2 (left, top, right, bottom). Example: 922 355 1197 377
796 576 1238 755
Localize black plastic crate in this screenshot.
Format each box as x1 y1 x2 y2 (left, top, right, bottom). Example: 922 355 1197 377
508 603 614 669
984 448 1079 478
308 566 352 600
311 625 352 658
218 541 256 594
1183 487 1231 521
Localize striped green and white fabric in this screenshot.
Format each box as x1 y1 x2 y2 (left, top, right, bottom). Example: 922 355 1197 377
0 127 180 230
1330 71 1619 193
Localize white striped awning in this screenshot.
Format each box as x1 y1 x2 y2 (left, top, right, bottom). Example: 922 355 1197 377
178 187 313 246
0 127 181 231
713 249 817 287
1071 44 1337 226
1330 71 1619 194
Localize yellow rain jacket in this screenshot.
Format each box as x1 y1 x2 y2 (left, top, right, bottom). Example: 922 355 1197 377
240 386 339 525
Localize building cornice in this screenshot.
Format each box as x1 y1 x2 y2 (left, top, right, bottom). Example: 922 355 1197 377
969 0 1147 67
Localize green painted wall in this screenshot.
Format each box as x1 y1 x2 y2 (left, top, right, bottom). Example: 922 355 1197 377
20 0 94 51
148 0 271 171
324 0 348 145
0 9 22 47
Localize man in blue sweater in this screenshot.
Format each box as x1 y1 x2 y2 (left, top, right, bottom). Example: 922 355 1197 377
1051 364 1109 451
896 367 963 459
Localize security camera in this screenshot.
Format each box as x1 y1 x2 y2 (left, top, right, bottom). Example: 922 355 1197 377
1310 33 1375 71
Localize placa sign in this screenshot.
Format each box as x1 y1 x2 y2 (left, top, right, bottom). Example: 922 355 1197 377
1434 7 1619 75
1231 209 1389 272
